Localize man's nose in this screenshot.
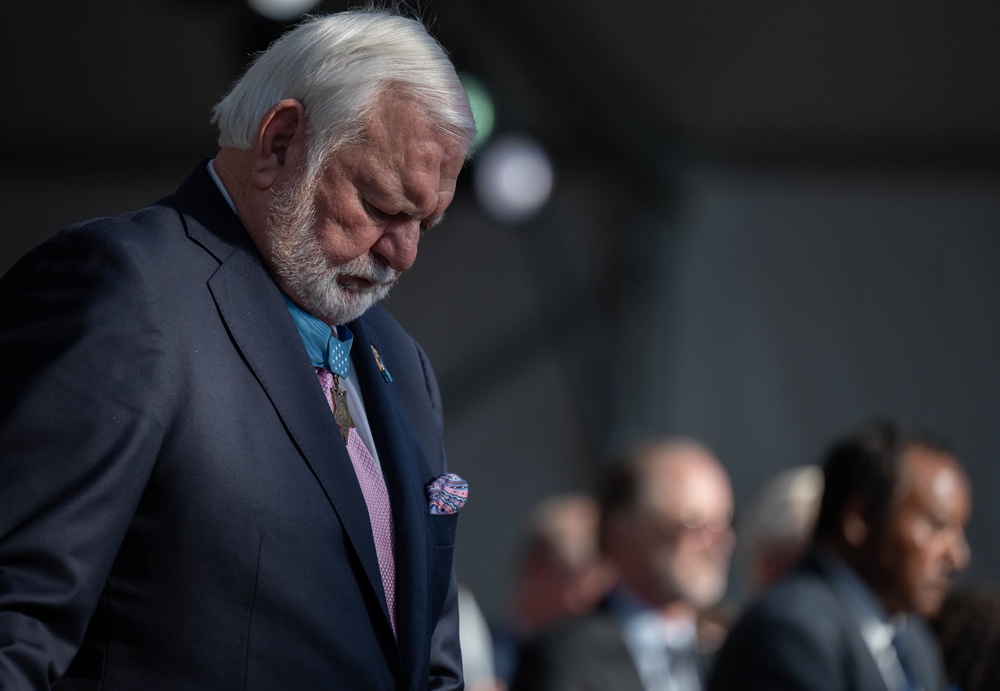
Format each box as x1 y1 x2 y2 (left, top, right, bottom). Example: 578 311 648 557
371 218 420 273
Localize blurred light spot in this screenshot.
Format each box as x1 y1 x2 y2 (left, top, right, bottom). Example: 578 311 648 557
474 133 554 224
460 74 495 149
247 0 321 22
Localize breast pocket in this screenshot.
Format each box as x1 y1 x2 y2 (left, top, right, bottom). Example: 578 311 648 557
427 513 459 619
428 512 458 546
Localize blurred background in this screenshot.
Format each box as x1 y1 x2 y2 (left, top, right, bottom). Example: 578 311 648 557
3 0 998 619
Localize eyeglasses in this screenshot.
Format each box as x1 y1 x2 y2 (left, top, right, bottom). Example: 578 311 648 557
648 501 734 538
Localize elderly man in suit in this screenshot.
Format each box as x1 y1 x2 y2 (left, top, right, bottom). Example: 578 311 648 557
709 420 971 691
0 9 474 690
513 438 736 691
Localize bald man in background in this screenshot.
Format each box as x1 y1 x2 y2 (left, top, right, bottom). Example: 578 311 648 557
513 438 735 691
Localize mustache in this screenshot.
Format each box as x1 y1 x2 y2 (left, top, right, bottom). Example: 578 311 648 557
335 253 398 286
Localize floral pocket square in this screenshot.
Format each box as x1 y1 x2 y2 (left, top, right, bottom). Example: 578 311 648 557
426 473 468 515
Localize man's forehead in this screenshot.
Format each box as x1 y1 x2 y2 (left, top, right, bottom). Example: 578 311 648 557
640 452 732 510
329 118 461 197
896 447 970 512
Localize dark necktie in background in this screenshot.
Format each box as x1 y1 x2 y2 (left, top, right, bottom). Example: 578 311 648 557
892 629 919 691
666 642 702 691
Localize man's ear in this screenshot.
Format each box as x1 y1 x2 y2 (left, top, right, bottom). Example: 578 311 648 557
250 99 306 191
841 498 870 547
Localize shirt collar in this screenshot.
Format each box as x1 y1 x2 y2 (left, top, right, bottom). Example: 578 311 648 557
207 158 239 215
608 586 698 650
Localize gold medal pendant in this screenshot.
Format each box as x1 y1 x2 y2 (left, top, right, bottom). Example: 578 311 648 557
330 374 355 443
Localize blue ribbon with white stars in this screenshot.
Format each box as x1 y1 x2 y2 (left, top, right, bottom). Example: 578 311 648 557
283 295 353 377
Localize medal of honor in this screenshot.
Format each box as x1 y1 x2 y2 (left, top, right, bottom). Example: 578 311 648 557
330 374 355 442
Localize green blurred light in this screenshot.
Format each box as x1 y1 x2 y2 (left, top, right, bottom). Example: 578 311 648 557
460 74 495 149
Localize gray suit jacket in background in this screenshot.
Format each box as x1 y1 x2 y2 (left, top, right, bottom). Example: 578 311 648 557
512 601 713 691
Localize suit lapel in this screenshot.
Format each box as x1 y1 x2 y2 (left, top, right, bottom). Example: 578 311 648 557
900 621 944 691
802 555 894 691
589 607 647 691
349 315 434 678
207 250 386 591
171 165 391 643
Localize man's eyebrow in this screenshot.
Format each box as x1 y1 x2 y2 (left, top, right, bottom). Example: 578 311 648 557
422 211 447 230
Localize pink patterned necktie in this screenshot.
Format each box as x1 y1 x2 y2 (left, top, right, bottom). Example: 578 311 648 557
315 367 397 637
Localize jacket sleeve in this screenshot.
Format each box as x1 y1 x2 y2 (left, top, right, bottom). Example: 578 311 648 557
428 566 464 691
0 226 167 688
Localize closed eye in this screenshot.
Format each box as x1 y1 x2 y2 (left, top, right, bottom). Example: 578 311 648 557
361 198 392 222
362 193 441 235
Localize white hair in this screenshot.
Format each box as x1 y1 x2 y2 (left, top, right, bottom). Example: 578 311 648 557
212 9 476 169
733 464 824 601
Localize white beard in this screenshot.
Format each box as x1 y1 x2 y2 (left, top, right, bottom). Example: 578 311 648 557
267 169 397 325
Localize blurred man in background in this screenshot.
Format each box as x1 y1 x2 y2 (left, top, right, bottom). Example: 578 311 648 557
492 494 615 685
513 438 735 691
732 464 824 602
710 420 971 691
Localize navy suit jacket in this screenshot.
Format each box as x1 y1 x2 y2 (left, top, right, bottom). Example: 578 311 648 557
708 553 945 691
0 163 463 690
